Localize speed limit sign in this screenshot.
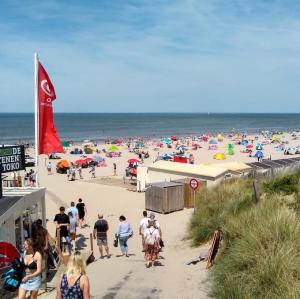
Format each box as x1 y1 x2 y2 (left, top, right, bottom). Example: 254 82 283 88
189 178 199 190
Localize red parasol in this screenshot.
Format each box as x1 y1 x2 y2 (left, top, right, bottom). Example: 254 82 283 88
0 242 20 270
128 158 138 164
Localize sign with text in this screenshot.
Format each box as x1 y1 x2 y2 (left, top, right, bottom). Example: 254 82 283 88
0 145 25 173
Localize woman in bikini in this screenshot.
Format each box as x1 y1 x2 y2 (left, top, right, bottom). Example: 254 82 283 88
18 238 43 299
56 251 90 299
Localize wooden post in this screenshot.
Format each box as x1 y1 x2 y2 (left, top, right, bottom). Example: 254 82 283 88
90 233 93 251
253 179 261 204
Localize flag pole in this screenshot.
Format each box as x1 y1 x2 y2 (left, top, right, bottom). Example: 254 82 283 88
34 52 39 187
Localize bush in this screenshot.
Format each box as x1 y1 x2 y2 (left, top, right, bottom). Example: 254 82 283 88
263 172 300 195
190 178 255 245
212 199 300 299
189 169 300 299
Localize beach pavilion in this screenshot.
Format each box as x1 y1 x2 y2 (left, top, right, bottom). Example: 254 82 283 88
137 160 252 191
0 187 46 252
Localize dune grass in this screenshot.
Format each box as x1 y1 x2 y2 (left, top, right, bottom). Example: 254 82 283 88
190 169 300 299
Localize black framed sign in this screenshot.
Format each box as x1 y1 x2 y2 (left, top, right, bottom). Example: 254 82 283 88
0 145 26 173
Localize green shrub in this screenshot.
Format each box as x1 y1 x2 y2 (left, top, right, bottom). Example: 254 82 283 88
190 178 254 245
212 199 300 299
263 172 300 195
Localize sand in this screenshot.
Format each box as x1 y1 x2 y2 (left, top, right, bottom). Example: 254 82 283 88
27 132 300 299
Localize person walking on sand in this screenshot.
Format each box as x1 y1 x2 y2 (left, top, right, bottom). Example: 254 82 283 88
18 238 43 299
56 251 90 299
78 166 83 179
139 211 149 252
54 207 72 254
116 215 133 257
113 163 117 176
89 165 96 178
47 161 52 175
66 202 79 222
93 214 110 259
144 219 161 268
76 198 87 228
68 212 77 251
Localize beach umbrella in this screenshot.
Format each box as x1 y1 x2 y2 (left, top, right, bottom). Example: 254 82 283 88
241 140 248 145
171 135 178 141
246 144 253 149
0 242 20 270
84 158 93 163
254 151 264 158
75 159 86 165
128 158 139 164
57 160 70 168
108 145 119 152
213 153 226 160
209 139 217 144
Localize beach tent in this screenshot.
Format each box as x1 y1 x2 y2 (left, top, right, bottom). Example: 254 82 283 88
217 134 224 141
209 139 218 144
276 145 284 152
208 145 218 150
213 153 226 160
254 151 264 158
286 147 297 155
62 141 70 147
111 139 122 145
108 145 119 152
173 155 188 163
163 137 172 144
227 144 234 155
256 144 263 150
199 135 209 142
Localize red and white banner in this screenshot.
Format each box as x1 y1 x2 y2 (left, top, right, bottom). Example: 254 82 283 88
38 62 64 154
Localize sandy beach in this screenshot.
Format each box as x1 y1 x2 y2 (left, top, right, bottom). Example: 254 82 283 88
27 132 300 299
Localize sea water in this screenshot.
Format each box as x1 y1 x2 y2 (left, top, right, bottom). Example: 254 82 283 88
0 113 299 144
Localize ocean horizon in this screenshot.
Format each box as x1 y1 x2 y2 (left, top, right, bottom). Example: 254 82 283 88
1 113 300 144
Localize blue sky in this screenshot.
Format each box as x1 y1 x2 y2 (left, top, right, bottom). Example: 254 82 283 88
0 0 300 113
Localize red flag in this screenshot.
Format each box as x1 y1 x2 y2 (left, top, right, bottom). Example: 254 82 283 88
38 62 64 154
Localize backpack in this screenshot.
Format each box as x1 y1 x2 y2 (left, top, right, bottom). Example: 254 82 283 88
1 258 24 292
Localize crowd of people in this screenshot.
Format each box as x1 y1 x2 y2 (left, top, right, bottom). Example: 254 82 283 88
16 195 163 299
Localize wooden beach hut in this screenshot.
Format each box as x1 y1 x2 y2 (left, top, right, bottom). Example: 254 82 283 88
145 182 184 214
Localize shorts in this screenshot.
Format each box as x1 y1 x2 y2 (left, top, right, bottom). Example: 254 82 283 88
70 232 76 240
97 236 107 246
20 275 41 291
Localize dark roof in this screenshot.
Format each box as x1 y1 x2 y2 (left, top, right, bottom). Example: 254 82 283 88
247 157 300 170
0 196 22 217
151 182 183 188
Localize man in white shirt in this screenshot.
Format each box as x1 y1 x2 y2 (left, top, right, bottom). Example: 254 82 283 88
139 211 149 251
66 201 79 220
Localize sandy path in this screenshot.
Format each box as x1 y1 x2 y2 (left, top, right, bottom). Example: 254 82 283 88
39 170 210 299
